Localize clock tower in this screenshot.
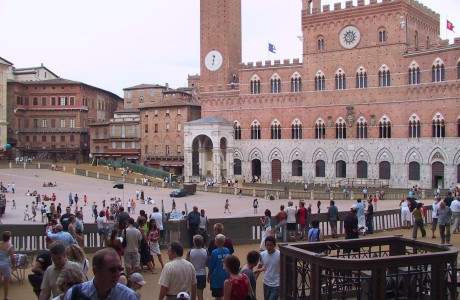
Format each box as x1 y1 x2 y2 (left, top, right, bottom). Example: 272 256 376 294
200 0 242 92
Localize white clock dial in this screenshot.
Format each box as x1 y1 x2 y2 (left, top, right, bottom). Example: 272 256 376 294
339 26 361 49
204 50 223 71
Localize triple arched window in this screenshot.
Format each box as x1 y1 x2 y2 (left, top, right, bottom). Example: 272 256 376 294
336 117 347 139
408 61 421 85
378 65 391 87
315 119 326 139
379 116 391 138
335 69 346 90
356 67 368 88
291 119 302 139
357 117 368 139
234 121 241 140
270 74 281 93
270 119 281 139
250 76 261 94
432 113 445 138
432 58 445 82
291 73 302 92
315 71 326 91
408 114 421 138
251 120 261 139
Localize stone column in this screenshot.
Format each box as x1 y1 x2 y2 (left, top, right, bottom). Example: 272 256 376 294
226 148 234 178
212 148 222 183
183 148 193 182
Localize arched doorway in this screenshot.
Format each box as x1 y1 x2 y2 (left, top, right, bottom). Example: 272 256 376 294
234 159 242 175
336 160 346 178
315 160 325 177
252 159 261 180
272 159 281 182
379 161 391 179
191 135 213 178
357 161 368 178
432 161 444 188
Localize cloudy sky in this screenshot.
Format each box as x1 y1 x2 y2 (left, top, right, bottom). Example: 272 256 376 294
1 0 458 97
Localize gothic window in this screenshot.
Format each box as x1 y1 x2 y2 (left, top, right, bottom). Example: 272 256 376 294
378 65 391 87
414 30 419 50
271 119 281 139
315 119 326 139
432 113 445 138
317 36 324 51
458 118 460 137
432 58 445 82
379 116 391 138
315 160 325 177
250 76 261 94
379 161 391 179
234 121 241 140
336 161 346 178
357 161 368 178
290 72 302 92
234 159 242 175
409 114 421 138
291 119 302 139
270 74 281 93
336 117 347 139
335 68 346 90
292 160 303 176
409 162 420 181
315 70 326 91
378 28 387 43
356 117 368 139
356 67 367 88
408 61 421 85
251 120 261 140
426 36 430 49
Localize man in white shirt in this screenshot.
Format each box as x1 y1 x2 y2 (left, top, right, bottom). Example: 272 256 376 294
285 201 297 242
150 207 164 239
257 236 280 300
124 218 142 275
450 196 460 233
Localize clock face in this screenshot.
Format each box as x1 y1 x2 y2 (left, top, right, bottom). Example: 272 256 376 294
204 50 223 71
339 26 361 49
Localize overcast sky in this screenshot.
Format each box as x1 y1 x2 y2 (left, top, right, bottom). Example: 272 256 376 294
1 0 458 97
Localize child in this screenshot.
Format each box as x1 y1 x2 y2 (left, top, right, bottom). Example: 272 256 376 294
12 199 16 209
24 205 30 221
147 219 164 270
84 195 87 206
224 199 231 213
172 199 176 212
307 219 324 242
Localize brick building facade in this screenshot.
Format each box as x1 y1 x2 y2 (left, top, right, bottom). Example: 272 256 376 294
7 78 123 161
184 0 460 188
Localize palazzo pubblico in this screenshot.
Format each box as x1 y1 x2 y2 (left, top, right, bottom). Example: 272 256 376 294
183 0 460 189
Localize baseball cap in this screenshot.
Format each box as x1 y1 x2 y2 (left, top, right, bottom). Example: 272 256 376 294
129 273 147 286
350 204 358 210
177 292 190 299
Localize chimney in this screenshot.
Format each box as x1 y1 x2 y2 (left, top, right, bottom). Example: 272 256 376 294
165 83 169 89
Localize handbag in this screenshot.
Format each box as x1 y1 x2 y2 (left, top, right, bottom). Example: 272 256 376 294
121 229 127 248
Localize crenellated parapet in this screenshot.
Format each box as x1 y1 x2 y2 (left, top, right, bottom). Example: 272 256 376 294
239 58 302 70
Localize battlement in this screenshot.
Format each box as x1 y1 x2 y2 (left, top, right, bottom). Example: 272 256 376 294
406 38 460 53
307 0 438 20
239 58 302 70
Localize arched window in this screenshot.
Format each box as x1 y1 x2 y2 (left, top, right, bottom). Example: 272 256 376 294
457 59 460 79
432 58 445 82
379 28 387 43
409 162 420 180
270 119 281 139
315 119 326 139
379 116 391 138
357 161 368 178
426 36 430 49
250 76 261 94
292 160 303 176
409 114 421 138
379 161 391 179
291 119 302 139
270 74 281 93
315 70 326 91
317 36 325 51
315 160 325 177
408 61 421 85
234 121 241 140
432 113 445 138
336 160 346 178
356 117 368 139
335 68 346 90
458 164 460 183
290 72 302 92
335 117 346 139
414 30 419 49
378 65 390 87
234 159 242 175
250 120 261 140
356 67 367 88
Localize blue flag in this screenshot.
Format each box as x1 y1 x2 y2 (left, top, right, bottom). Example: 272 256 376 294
268 43 276 53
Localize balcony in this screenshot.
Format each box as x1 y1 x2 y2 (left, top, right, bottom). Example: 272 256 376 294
18 128 89 134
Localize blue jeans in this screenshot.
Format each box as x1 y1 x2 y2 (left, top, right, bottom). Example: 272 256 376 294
263 283 280 300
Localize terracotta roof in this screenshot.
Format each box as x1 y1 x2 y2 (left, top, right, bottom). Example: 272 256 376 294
139 98 201 109
13 65 59 78
123 83 166 90
114 108 140 113
88 121 111 126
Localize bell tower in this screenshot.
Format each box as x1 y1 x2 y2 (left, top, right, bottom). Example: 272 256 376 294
200 0 242 92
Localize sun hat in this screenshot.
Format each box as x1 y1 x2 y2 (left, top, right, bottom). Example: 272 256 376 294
350 204 358 210
129 272 147 285
177 292 190 299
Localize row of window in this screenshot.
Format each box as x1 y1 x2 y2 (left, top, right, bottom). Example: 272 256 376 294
233 159 437 182
21 135 77 143
249 59 459 94
20 118 78 129
144 123 182 133
15 96 110 110
234 115 457 140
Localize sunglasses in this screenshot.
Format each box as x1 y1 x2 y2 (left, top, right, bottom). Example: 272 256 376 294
107 266 124 274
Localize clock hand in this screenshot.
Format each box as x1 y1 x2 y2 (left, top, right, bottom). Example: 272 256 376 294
212 55 215 65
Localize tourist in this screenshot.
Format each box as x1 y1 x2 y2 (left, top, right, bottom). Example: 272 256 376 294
286 201 297 242
199 209 209 246
317 200 321 214
224 199 231 213
253 199 259 214
63 248 138 299
209 234 230 300
187 206 201 248
186 235 208 300
365 198 374 234
444 191 454 207
172 199 177 212
68 216 84 246
65 244 90 277
257 236 280 300
327 200 339 238
128 272 147 298
116 206 130 236
124 218 142 275
437 201 452 244
208 223 234 254
28 250 52 297
431 197 440 238
259 209 273 251
400 199 411 229
150 207 164 241
307 219 324 242
97 210 107 246
137 218 155 274
296 201 308 240
53 264 86 300
223 255 251 300
412 202 426 239
344 205 360 240
240 251 261 299
0 231 15 300
59 206 75 232
158 241 197 300
148 219 164 269
373 194 378 210
450 196 460 233
46 224 77 248
108 229 123 259
83 195 87 206
274 205 287 242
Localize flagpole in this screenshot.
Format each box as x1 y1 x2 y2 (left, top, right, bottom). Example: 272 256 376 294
268 41 270 60
446 15 448 40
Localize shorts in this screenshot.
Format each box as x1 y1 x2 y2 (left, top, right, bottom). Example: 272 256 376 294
329 220 337 228
287 223 296 231
150 242 161 255
211 288 223 298
196 275 206 289
98 228 105 236
431 218 438 230
124 252 140 268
